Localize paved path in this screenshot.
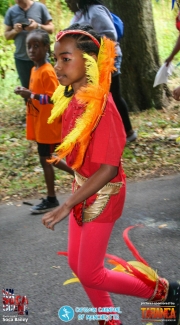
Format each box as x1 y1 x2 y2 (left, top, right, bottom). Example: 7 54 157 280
0 174 180 325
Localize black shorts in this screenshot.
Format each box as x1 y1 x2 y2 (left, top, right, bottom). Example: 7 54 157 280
37 143 59 157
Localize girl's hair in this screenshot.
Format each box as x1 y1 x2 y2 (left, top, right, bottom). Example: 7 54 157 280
26 29 51 55
77 0 104 14
63 23 101 56
61 24 101 97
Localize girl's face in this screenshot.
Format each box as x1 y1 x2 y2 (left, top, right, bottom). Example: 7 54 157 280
26 35 49 67
54 37 87 93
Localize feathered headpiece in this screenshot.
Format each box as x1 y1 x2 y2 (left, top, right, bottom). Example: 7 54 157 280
48 30 117 169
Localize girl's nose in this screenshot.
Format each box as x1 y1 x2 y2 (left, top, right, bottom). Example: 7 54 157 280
54 62 62 71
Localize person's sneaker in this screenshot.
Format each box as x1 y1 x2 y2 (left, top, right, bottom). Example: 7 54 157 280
164 281 180 325
126 130 137 143
30 198 59 214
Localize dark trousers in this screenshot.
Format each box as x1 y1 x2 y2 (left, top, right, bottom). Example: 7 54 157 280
110 74 132 135
15 58 34 89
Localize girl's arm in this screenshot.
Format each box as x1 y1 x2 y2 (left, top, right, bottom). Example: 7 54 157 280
14 86 52 104
42 164 118 230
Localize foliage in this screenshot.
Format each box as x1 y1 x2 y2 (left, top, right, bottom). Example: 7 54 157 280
152 0 180 64
0 0 15 16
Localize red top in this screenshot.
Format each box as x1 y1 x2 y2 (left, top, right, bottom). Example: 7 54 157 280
27 62 61 144
62 93 126 222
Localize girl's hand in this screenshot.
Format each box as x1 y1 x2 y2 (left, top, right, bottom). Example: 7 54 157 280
42 203 71 231
14 86 31 99
42 164 118 231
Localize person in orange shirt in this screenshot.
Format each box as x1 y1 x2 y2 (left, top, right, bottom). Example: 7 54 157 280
14 29 74 214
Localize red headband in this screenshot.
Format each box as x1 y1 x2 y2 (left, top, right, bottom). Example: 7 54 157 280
56 29 100 48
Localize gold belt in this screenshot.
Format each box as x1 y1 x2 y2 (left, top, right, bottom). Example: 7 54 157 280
74 172 123 222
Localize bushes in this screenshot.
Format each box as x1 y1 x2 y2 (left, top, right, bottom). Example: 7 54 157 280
0 0 15 16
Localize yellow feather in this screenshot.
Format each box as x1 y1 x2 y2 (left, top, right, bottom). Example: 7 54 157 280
48 84 72 124
63 278 80 285
83 53 99 86
128 261 158 282
63 272 80 285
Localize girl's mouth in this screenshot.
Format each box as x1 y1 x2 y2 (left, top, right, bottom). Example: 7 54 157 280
57 75 64 82
29 55 35 60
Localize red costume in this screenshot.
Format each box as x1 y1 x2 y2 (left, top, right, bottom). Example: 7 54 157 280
62 94 126 223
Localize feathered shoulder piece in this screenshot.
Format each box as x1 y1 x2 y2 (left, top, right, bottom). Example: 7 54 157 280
48 36 117 169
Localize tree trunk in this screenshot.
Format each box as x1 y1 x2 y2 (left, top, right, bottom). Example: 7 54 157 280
103 0 168 111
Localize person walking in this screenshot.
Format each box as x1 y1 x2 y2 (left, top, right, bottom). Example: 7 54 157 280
42 24 180 325
65 0 137 142
4 0 54 90
14 30 74 214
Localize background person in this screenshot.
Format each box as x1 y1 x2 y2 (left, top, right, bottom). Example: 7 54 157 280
4 0 54 90
65 0 137 142
14 30 74 214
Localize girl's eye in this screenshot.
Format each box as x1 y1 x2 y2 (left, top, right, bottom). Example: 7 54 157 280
63 57 70 62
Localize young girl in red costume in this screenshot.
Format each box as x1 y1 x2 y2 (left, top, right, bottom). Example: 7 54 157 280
42 24 180 325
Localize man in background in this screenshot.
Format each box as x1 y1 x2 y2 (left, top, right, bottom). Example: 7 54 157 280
4 0 54 89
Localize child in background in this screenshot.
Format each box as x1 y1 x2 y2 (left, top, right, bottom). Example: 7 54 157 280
14 30 74 214
42 25 180 325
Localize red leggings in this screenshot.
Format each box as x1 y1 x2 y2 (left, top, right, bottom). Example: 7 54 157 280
68 213 154 310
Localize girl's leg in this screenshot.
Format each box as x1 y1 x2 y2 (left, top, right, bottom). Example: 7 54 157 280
40 155 55 197
30 153 59 214
68 214 115 307
68 214 121 324
68 214 154 305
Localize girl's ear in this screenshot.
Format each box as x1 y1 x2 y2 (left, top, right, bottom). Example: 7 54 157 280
90 53 98 61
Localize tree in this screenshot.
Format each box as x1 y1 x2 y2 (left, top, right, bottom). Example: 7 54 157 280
103 0 169 111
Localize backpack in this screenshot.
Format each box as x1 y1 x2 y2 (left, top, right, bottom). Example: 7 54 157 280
111 12 124 40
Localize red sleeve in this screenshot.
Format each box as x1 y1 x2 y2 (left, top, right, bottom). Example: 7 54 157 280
91 94 126 166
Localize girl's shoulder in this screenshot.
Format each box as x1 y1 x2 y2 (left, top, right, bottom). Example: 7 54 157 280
36 63 58 83
39 62 56 74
